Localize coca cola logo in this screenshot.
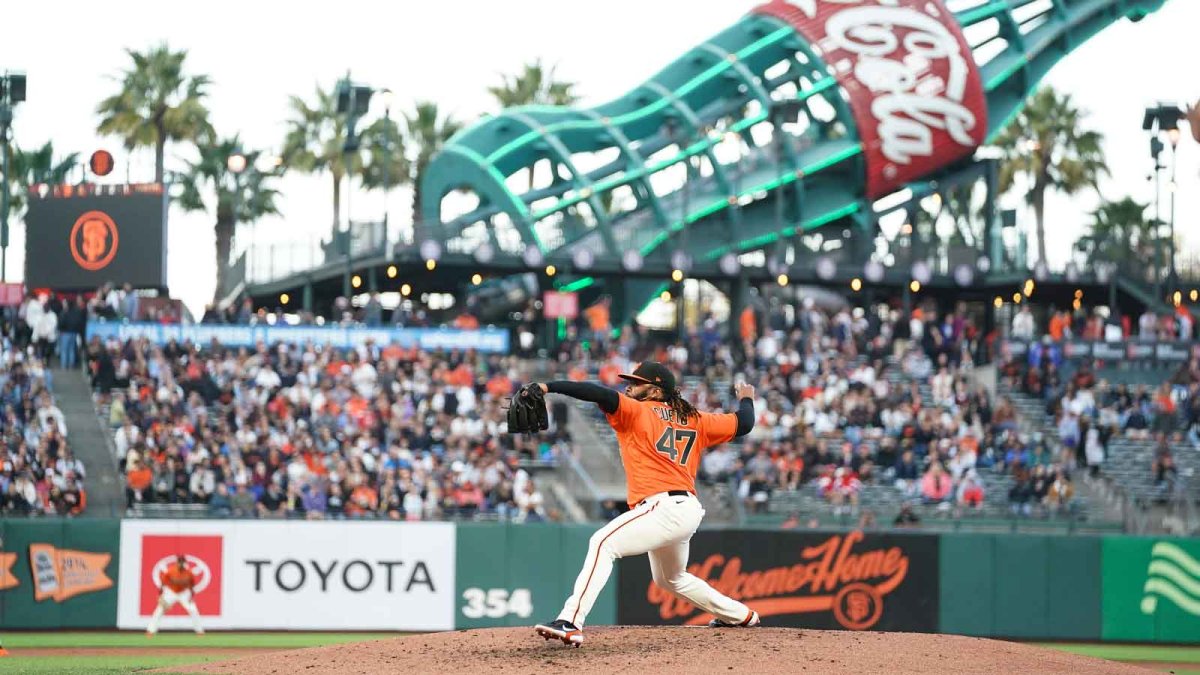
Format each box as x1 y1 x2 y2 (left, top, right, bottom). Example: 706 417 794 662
754 0 986 197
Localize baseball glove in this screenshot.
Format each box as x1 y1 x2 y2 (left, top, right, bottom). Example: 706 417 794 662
506 383 550 433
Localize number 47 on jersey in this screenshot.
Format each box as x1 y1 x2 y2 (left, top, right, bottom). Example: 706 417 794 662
655 427 696 466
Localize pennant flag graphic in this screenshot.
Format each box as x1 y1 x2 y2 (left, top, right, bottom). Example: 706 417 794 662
0 553 17 591
28 544 113 603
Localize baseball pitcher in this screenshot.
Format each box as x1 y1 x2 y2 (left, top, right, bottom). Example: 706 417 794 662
510 361 759 647
146 555 205 636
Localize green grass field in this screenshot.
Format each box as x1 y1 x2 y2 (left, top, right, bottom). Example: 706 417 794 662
2 632 1199 674
1036 643 1200 674
0 632 396 675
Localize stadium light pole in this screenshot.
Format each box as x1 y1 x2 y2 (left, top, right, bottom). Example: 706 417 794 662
380 87 394 239
1167 126 1180 291
1143 103 1185 297
0 106 9 283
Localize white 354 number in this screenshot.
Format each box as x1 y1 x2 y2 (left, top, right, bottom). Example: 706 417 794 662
461 588 533 619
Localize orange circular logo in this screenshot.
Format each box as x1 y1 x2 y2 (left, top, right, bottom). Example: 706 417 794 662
832 582 884 631
69 210 119 271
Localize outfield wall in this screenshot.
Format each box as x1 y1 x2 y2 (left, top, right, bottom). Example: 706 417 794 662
0 519 1196 641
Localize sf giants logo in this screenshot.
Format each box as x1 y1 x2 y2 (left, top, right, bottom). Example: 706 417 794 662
646 530 907 630
69 210 119 271
753 0 987 198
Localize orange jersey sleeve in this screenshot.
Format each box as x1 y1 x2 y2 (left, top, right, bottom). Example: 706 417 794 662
610 397 723 507
696 411 738 448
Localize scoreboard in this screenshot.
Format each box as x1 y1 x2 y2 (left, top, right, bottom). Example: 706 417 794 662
25 184 168 290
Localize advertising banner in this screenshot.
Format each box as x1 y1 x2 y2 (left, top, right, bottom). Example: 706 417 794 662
752 0 987 199
117 520 456 631
455 523 616 629
1001 339 1200 366
87 322 510 354
25 186 168 289
0 519 120 628
542 292 579 320
617 529 938 631
1103 536 1200 643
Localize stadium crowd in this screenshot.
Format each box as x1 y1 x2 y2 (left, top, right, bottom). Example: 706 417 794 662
556 295 1095 519
0 346 86 516
99 336 564 521
1002 328 1200 502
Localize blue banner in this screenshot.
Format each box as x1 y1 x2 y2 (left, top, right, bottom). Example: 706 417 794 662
86 322 510 353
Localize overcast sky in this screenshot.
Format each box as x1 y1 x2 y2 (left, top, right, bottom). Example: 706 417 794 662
1 0 1196 316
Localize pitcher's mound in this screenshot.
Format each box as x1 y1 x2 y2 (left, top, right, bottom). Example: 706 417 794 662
173 627 1155 674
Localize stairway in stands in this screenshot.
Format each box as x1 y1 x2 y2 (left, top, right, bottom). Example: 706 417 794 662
54 368 124 516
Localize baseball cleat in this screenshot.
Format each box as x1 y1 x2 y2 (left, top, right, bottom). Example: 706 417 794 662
708 610 760 628
535 619 584 647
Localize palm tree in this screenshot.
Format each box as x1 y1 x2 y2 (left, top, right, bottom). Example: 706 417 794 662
488 60 579 193
3 141 79 215
487 59 580 109
1074 196 1153 276
995 86 1108 265
406 101 461 231
96 44 212 183
281 84 364 231
177 135 280 300
357 116 408 198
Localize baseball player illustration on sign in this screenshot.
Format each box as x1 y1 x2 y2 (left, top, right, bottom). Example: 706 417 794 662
146 555 205 636
520 361 759 647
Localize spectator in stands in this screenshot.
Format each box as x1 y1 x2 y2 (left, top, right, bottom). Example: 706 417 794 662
31 297 57 363
743 470 773 514
1153 451 1178 497
126 457 153 508
231 483 256 518
920 462 953 506
1083 418 1106 478
189 458 216 503
1011 306 1035 340
1045 468 1075 513
1138 309 1157 341
257 480 286 518
599 499 623 520
893 502 921 528
58 297 86 370
1008 475 1034 516
956 470 984 510
209 483 232 517
817 467 861 516
893 449 920 496
515 479 546 522
700 444 738 484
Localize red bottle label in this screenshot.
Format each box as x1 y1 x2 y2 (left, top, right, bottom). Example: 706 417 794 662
753 0 987 199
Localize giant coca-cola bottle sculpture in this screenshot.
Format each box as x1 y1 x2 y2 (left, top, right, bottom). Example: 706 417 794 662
420 0 1166 299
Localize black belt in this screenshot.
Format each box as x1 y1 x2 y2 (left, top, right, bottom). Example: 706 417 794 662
638 490 693 507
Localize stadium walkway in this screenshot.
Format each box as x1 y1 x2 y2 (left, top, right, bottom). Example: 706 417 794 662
54 368 124 516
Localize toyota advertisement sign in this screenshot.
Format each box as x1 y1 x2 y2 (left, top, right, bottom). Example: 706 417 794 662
117 520 455 631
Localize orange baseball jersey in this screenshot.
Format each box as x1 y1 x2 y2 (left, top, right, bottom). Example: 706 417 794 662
606 394 737 507
160 566 197 593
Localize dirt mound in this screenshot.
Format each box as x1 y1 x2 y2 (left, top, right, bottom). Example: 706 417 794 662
169 627 1156 674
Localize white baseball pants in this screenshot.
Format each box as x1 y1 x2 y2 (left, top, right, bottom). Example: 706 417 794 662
556 492 751 627
146 588 204 634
